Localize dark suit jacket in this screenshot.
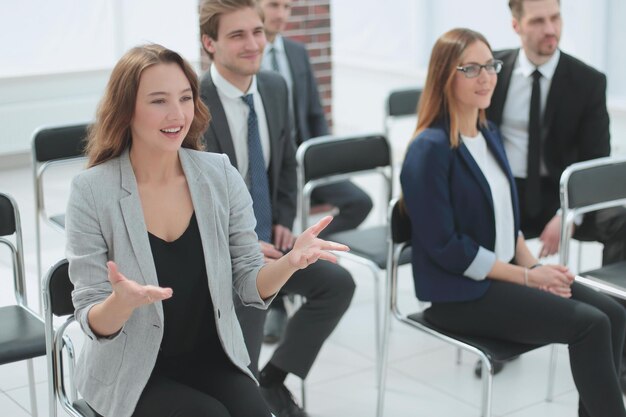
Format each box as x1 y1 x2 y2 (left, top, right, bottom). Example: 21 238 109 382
400 121 520 303
488 48 610 194
283 38 329 144
200 70 298 231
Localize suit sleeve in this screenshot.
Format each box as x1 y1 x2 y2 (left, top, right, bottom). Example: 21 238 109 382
274 81 298 230
65 174 124 343
303 50 329 138
400 136 496 280
578 73 610 160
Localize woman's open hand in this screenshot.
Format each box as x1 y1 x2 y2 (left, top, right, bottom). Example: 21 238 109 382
107 261 173 310
286 216 349 269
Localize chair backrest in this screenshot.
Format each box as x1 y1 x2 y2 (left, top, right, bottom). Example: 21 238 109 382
32 124 89 164
387 198 413 318
390 198 412 245
559 156 626 265
0 193 27 306
296 134 392 230
44 259 74 318
386 88 422 118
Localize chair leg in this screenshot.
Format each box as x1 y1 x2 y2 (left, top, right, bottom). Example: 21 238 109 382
576 240 583 274
376 286 393 417
480 359 493 417
546 345 558 402
300 378 306 410
26 358 39 417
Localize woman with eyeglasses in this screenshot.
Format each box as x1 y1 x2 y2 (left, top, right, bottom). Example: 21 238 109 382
400 28 626 417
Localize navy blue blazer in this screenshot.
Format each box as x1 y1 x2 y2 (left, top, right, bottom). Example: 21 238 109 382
400 121 520 302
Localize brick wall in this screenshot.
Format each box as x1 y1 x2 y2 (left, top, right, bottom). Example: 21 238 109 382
283 0 332 128
200 0 333 128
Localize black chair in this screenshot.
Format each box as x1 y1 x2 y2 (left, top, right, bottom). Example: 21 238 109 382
384 87 422 134
0 192 46 417
559 156 626 298
43 259 98 417
376 198 557 417
32 123 88 296
296 134 411 372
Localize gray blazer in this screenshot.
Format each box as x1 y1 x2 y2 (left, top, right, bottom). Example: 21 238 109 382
65 148 269 417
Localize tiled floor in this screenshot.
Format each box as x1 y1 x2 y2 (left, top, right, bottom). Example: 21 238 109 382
0 160 615 417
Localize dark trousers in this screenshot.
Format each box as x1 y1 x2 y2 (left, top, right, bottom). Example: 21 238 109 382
515 177 626 264
311 180 373 238
236 260 355 378
88 350 271 417
426 281 626 417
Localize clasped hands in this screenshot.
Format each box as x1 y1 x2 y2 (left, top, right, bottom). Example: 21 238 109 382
526 264 575 298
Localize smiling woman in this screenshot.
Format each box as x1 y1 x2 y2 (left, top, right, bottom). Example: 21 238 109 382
65 43 348 417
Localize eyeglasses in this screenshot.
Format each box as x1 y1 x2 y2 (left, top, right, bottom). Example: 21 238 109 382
456 60 503 78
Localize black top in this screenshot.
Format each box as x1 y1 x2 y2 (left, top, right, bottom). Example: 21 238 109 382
147 212 221 359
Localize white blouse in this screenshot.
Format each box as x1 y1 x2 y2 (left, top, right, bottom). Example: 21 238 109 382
462 132 515 262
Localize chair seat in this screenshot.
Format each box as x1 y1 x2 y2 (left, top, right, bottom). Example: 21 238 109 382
74 399 102 417
407 312 545 362
0 306 46 365
579 261 626 300
328 226 412 268
50 214 65 229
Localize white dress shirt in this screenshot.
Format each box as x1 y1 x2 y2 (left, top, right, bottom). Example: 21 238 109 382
500 49 560 178
462 132 515 262
210 64 271 182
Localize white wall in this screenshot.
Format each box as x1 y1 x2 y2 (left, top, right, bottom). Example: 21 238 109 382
0 0 199 160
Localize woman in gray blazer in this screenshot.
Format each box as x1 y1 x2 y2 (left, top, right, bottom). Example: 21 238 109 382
65 44 346 417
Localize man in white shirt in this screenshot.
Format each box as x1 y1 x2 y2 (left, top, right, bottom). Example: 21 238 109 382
484 0 626 381
198 1 355 415
257 0 373 345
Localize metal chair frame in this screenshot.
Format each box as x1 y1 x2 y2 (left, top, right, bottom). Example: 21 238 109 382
297 134 393 363
377 198 557 417
43 259 91 417
0 192 45 417
32 122 88 302
559 156 626 298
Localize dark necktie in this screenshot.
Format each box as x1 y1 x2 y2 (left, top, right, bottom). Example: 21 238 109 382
270 47 280 72
526 69 542 217
241 94 272 242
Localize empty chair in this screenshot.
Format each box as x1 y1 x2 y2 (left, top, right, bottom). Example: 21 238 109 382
377 198 557 417
296 134 410 367
0 192 46 417
32 123 88 297
43 259 98 417
559 156 626 297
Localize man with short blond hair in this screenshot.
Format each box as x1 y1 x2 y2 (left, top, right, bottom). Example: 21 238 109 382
198 1 355 416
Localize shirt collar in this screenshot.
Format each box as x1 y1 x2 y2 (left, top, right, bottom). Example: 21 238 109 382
263 34 285 59
210 63 259 99
517 48 560 80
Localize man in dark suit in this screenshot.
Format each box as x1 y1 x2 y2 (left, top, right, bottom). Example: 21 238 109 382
258 0 372 238
198 1 355 416
258 0 373 345
483 0 626 380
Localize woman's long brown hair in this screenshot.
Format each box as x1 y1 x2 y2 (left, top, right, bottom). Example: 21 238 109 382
85 44 210 167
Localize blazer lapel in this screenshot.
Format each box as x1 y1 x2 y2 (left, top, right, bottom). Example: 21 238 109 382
489 49 518 125
117 150 164 322
257 74 281 191
202 72 239 169
178 150 221 299
482 127 521 230
458 142 494 209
